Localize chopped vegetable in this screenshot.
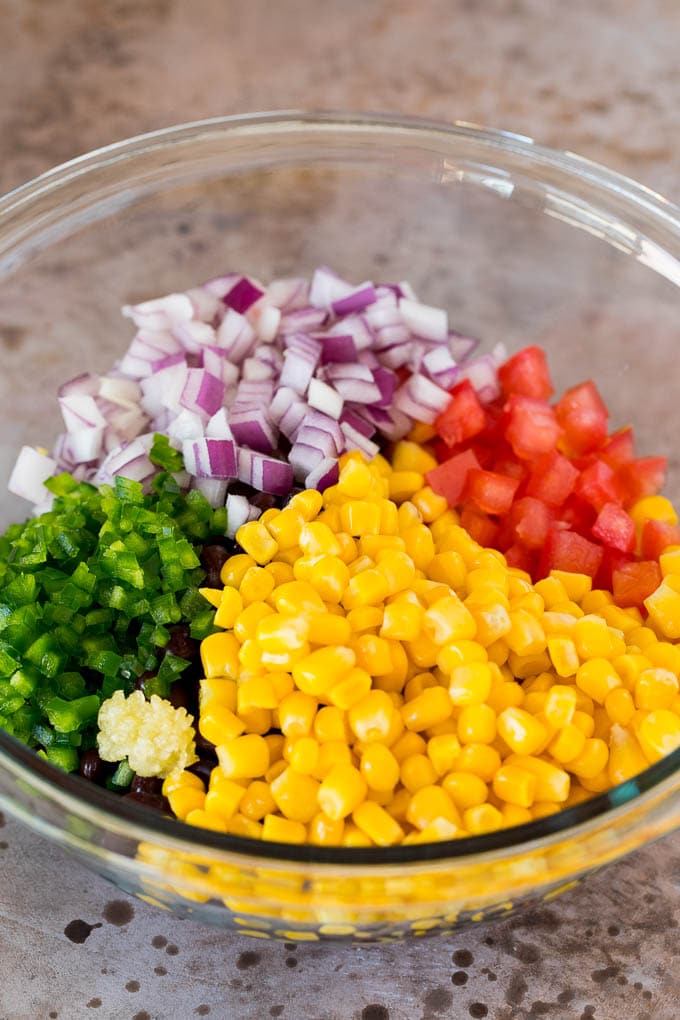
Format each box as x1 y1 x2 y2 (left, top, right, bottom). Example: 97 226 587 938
0 442 224 768
97 689 197 778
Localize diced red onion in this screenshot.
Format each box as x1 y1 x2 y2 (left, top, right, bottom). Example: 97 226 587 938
140 362 188 417
269 387 299 426
201 346 240 385
167 409 205 442
216 309 257 361
324 363 381 404
226 493 252 538
203 274 240 300
448 332 479 362
305 457 339 491
179 369 225 420
458 354 501 403
279 307 328 333
289 443 324 481
379 342 412 369
192 476 228 508
319 333 357 364
422 346 460 390
229 411 277 454
307 377 343 420
296 425 340 459
223 276 265 314
57 373 100 399
266 277 310 311
121 293 194 331
59 394 107 433
249 304 281 343
183 437 238 479
247 452 294 495
8 447 57 503
280 345 319 395
96 434 155 486
331 284 377 317
309 266 354 309
371 367 398 408
399 297 448 342
340 407 376 439
339 422 379 460
328 315 374 352
278 400 309 442
172 319 217 354
491 342 509 366
205 408 234 440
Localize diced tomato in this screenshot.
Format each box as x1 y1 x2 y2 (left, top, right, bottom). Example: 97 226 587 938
612 561 662 609
526 450 579 507
490 452 528 482
599 427 635 468
558 494 597 534
595 547 633 592
575 459 622 511
504 543 538 574
538 527 604 579
426 449 481 506
555 380 609 455
435 380 487 448
591 502 636 554
460 507 500 547
617 456 667 505
504 396 562 460
465 469 520 516
640 518 680 560
510 497 554 550
498 346 554 401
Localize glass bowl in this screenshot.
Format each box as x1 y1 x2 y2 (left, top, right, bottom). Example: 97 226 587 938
1 112 680 943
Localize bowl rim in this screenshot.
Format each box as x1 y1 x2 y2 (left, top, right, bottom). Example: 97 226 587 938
1 109 680 868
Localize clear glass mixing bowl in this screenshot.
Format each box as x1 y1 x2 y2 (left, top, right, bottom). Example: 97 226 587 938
1 112 679 942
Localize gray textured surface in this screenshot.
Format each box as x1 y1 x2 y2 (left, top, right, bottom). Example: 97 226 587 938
1 2 680 1018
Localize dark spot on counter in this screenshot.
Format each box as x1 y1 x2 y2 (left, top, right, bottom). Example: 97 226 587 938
452 972 468 986
49 1013 58 1018
452 949 474 968
103 899 134 926
643 991 653 1001
154 966 167 976
285 956 298 968
481 968 497 982
177 221 192 235
152 935 168 948
527 1004 551 1017
506 973 528 1006
644 893 655 904
284 942 297 951
0 840 8 849
634 982 643 991
592 965 619 984
469 1006 488 1019
125 980 140 992
133 1013 151 1020
270 1008 284 1018
423 987 452 1013
362 1007 389 1020
579 1008 595 1020
166 943 179 956
236 950 261 970
195 1007 210 1016
617 976 628 986
86 999 102 1009
0 325 26 350
483 937 494 946
584 928 594 938
64 920 102 944
0 811 7 826
513 942 540 965
557 990 575 1004
229 979 243 990
607 924 620 936
100 969 108 975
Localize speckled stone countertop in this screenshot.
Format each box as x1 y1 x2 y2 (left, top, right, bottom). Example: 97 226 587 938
1 2 680 1019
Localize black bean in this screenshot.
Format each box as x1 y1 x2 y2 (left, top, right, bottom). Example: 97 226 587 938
122 791 170 814
188 756 217 786
200 544 231 588
131 776 164 797
164 624 199 662
79 748 107 784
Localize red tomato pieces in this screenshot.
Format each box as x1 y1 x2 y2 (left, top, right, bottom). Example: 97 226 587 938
465 469 520 515
555 381 609 455
435 380 486 447
428 345 672 607
504 396 562 459
498 345 553 400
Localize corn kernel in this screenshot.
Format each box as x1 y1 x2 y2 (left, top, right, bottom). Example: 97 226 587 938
635 668 679 710
328 667 373 710
318 763 367 820
278 691 317 738
407 785 460 830
262 814 307 844
401 753 439 793
636 709 680 762
567 737 609 779
308 812 345 846
240 566 276 605
200 631 241 679
548 723 586 764
448 662 494 707
270 767 320 823
216 734 270 779
402 686 452 732
236 521 279 564
352 800 404 846
293 645 356 696
457 703 497 745
240 781 276 821
454 743 501 783
547 637 580 678
348 690 395 743
492 765 537 807
576 659 621 704
464 803 503 834
497 708 548 755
